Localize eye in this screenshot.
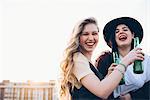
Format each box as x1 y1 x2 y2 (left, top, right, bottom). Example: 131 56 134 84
92 32 98 35
82 32 89 36
123 29 128 31
115 30 119 33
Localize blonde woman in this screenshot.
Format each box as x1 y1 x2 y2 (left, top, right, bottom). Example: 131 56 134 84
60 17 144 100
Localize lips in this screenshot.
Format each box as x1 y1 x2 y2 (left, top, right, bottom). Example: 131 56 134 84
119 34 127 41
86 42 95 46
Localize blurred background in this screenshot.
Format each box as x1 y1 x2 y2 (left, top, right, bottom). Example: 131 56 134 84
0 0 150 82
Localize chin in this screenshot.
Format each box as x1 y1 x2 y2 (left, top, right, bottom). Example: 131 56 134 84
119 44 129 48
119 40 131 45
86 48 95 52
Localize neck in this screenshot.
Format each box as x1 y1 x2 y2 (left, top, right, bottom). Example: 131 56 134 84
118 46 131 57
82 51 92 61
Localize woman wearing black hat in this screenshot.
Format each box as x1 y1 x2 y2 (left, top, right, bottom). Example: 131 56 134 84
95 17 150 99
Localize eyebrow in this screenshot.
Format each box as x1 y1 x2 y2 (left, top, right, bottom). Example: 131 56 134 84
116 26 128 30
82 31 99 33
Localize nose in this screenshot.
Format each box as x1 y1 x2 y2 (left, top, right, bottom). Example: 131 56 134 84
119 29 125 34
88 34 94 40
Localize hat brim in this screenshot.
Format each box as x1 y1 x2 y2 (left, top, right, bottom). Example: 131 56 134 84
103 17 143 48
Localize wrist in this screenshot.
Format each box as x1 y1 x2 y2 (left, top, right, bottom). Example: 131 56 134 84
114 67 125 76
119 62 127 71
115 63 126 75
120 59 129 67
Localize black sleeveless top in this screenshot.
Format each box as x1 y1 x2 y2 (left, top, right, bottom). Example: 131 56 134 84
70 62 104 100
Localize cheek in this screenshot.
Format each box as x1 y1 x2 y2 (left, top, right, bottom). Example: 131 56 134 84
131 34 134 39
95 35 99 42
97 39 99 43
115 34 118 40
129 38 133 43
79 37 85 45
115 35 119 42
129 34 134 40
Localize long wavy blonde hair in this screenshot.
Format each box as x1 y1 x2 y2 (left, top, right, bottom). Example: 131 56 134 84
60 17 99 99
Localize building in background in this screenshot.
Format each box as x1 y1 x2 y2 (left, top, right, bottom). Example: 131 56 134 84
0 80 58 100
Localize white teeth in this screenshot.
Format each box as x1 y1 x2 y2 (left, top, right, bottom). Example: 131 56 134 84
119 35 126 38
119 34 126 37
86 42 94 46
120 36 126 38
119 34 127 40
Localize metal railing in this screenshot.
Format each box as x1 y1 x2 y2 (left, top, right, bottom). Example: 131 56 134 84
0 80 58 100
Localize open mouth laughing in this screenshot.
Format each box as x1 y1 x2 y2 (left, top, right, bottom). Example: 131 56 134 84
85 42 95 47
119 34 127 41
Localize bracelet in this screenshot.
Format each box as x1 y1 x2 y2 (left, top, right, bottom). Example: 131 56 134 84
114 67 124 76
119 63 127 71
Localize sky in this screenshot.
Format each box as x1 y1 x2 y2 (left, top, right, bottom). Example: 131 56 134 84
0 0 150 82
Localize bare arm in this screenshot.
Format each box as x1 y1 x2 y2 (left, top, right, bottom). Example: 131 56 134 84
81 67 123 99
81 48 144 99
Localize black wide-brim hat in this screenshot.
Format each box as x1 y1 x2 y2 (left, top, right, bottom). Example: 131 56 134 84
103 17 143 47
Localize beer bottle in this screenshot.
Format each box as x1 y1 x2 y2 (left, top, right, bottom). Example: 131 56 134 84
133 37 143 74
113 52 125 85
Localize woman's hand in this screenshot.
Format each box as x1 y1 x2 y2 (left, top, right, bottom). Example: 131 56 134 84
121 47 144 67
95 50 110 67
106 63 117 77
119 93 132 100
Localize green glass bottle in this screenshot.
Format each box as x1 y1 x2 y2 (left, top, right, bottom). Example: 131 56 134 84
133 37 143 74
113 52 125 85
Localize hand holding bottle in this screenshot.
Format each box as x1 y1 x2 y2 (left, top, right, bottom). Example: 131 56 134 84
133 37 144 74
121 47 144 67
